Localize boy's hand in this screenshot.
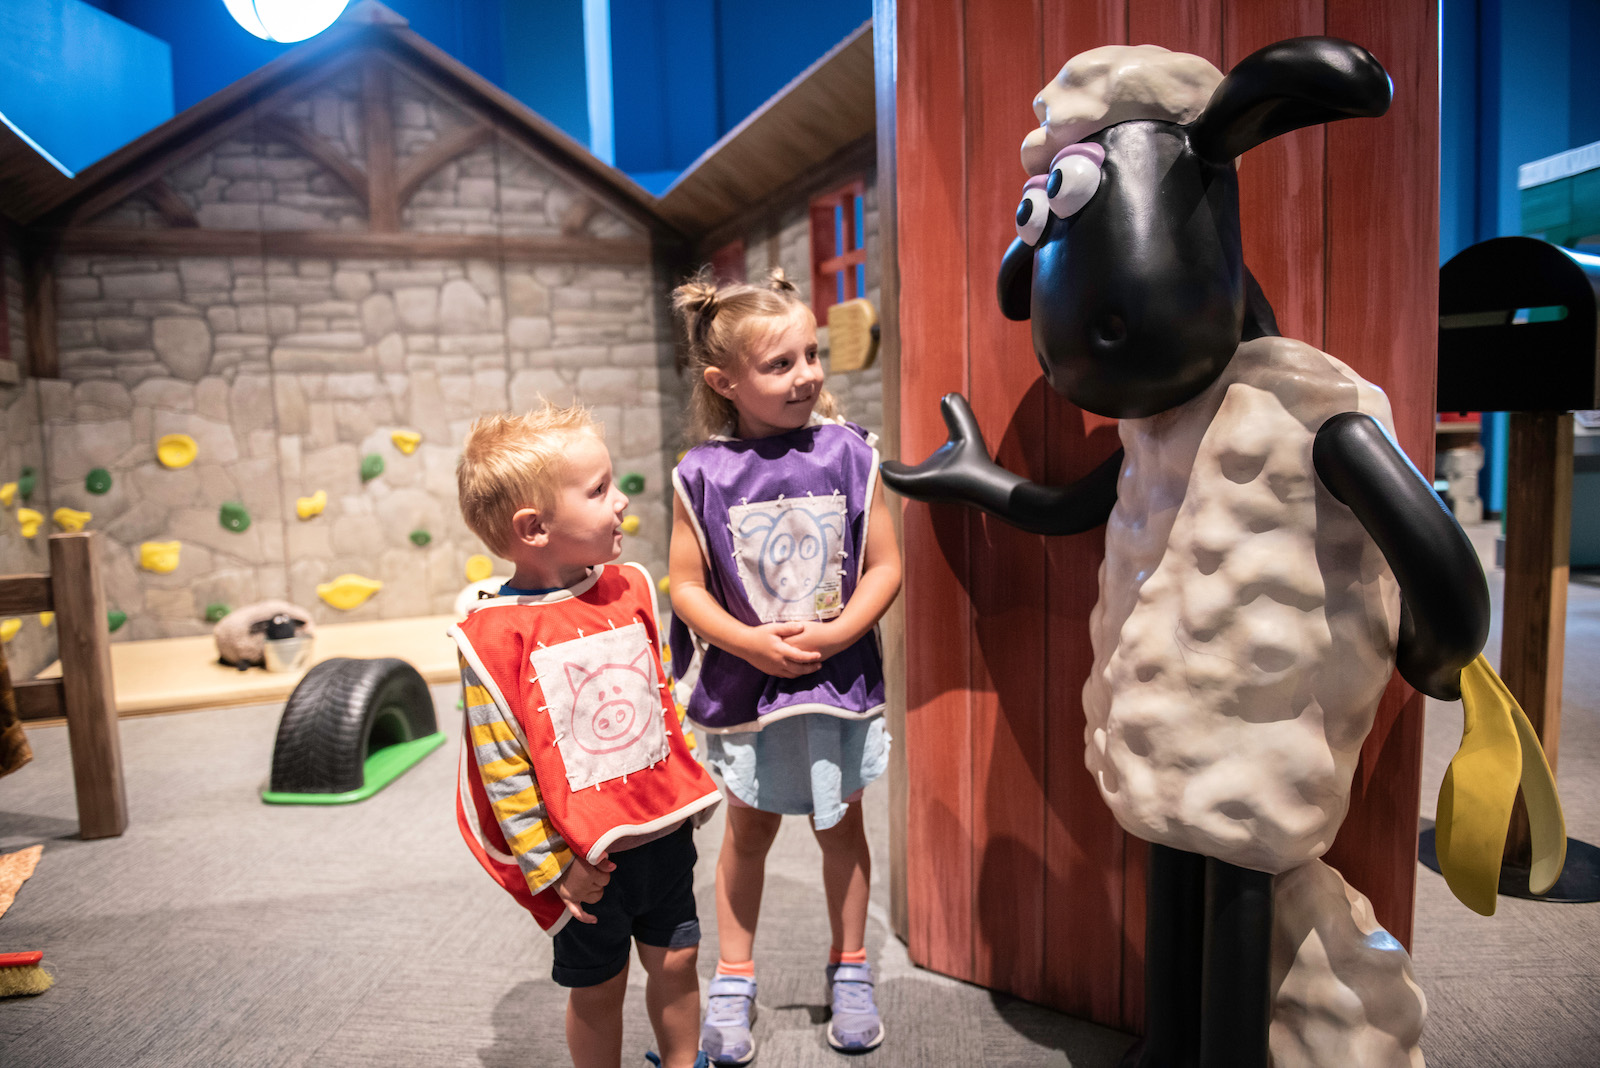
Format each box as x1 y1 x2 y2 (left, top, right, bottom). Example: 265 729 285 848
555 852 617 924
784 621 848 662
738 622 823 677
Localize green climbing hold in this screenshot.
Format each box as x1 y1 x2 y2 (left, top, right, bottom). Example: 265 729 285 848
219 501 251 533
620 472 646 494
85 467 113 495
361 453 385 482
409 529 432 547
107 610 127 633
18 466 37 502
205 602 230 623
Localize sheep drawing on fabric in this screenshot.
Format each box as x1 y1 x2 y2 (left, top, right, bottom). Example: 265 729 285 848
883 38 1559 1068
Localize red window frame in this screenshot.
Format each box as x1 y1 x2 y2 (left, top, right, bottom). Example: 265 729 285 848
809 179 868 321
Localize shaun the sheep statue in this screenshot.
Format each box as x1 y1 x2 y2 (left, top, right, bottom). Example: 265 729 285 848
883 37 1564 1068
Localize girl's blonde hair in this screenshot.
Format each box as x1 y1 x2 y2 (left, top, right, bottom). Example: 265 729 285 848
671 267 837 442
457 402 601 557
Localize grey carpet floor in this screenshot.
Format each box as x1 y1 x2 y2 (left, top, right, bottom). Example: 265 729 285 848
1 522 1595 1066
0 684 1127 1068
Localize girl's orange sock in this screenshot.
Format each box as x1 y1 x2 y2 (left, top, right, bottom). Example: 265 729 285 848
716 958 756 977
827 947 868 966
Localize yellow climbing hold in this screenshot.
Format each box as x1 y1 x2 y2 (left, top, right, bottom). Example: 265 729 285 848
0 482 15 507
157 433 199 469
38 611 54 628
657 575 671 594
139 540 182 573
391 429 422 455
296 490 328 520
16 508 43 538
0 618 19 643
53 507 92 532
317 573 383 610
465 554 494 583
620 515 641 536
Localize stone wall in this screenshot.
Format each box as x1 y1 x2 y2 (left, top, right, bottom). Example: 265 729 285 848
41 248 677 642
32 84 679 643
733 167 884 440
1 239 55 679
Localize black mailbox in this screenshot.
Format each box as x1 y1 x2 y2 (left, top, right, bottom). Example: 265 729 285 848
1438 236 1600 413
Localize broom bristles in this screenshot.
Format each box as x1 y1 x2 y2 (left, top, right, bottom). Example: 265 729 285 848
0 959 53 997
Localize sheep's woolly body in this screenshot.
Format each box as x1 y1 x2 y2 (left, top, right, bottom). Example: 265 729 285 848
1270 859 1428 1068
1085 335 1401 874
1022 44 1224 174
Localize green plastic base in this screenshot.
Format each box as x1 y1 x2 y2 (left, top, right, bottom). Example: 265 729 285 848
261 732 447 805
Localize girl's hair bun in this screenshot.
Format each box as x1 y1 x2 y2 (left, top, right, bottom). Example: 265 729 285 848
671 271 721 338
764 267 797 295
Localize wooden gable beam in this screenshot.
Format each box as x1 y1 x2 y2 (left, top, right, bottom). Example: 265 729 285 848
394 120 494 208
140 180 199 228
362 59 399 231
56 60 355 229
257 114 370 204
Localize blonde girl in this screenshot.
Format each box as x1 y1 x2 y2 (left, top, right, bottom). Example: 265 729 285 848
667 269 901 1062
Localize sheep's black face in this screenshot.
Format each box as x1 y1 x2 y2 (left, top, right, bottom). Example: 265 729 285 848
1008 121 1245 419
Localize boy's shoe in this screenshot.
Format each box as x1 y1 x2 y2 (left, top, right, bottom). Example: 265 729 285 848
701 974 758 1065
825 962 884 1053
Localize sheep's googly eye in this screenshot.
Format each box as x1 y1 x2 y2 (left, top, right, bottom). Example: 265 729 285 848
1015 187 1049 246
1047 153 1101 218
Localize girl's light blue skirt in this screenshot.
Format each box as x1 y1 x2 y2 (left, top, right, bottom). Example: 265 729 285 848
699 713 890 830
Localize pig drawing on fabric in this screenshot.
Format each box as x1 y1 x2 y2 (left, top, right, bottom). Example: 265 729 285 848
883 38 1511 1068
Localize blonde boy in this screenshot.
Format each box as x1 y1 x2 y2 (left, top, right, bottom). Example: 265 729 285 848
452 404 719 1068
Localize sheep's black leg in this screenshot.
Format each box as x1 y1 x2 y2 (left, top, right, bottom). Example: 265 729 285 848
1197 858 1274 1068
1121 844 1204 1068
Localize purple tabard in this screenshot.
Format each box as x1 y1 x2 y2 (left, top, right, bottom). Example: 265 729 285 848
670 421 886 732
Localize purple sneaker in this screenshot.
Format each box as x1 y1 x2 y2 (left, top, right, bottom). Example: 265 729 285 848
701 974 758 1065
825 961 884 1053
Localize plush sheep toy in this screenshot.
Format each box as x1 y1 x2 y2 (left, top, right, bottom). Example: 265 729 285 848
884 37 1561 1068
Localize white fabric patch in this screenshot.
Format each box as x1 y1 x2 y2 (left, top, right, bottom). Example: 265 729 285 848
530 622 668 792
727 494 848 622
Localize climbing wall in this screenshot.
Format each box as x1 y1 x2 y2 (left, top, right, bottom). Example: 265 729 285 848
21 52 682 643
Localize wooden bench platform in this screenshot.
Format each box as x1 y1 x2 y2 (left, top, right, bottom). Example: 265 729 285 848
30 614 462 720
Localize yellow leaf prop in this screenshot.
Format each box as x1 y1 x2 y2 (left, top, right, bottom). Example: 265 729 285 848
0 618 19 643
157 433 198 469
296 490 327 520
1435 654 1567 916
317 573 382 610
465 554 494 583
139 541 182 573
52 507 91 532
16 508 43 538
391 429 422 455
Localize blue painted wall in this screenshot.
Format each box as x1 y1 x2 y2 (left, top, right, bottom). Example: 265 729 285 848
1439 0 1600 515
608 0 870 186
0 0 172 176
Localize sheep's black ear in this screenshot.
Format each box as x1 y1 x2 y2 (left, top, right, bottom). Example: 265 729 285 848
1188 37 1390 164
998 237 1033 321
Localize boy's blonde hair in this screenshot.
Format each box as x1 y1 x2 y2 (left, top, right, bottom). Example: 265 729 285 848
457 402 602 556
671 267 838 442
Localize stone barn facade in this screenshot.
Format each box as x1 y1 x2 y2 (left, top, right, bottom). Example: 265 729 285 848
0 10 686 671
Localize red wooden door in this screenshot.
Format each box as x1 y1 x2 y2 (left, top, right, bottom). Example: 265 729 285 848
895 0 1439 1029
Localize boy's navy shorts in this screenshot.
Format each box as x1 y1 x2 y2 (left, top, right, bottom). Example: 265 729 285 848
551 822 700 988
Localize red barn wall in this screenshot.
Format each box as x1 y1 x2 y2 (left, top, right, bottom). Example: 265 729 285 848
894 0 1439 1029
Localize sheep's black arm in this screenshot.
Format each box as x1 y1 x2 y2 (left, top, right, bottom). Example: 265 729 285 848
881 392 1121 536
1313 412 1490 701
